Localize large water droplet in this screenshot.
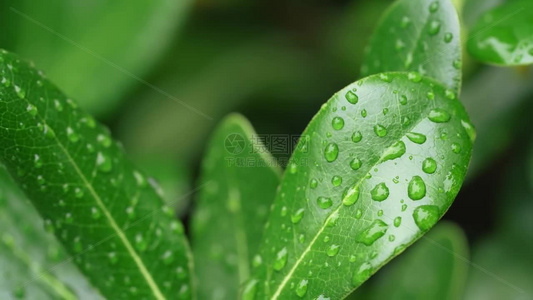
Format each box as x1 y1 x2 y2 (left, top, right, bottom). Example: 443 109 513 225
273 247 288 271
406 132 426 144
291 208 305 224
97 134 112 148
310 178 318 189
444 32 453 43
408 72 422 82
91 207 101 219
331 175 342 186
350 158 362 170
401 16 411 28
242 279 258 300
96 152 112 173
26 104 38 116
295 279 308 298
428 21 441 35
393 217 402 227
345 90 358 104
352 131 363 143
327 244 340 257
324 143 339 162
408 176 426 200
422 158 437 174
355 220 389 245
429 1 439 12
67 127 80 143
413 205 440 231
135 234 148 252
352 262 373 286
374 124 387 137
342 186 360 206
451 142 461 153
382 141 406 161
371 182 389 201
428 109 451 123
332 117 345 130
14 85 25 99
317 197 333 209
461 120 476 143
108 252 118 265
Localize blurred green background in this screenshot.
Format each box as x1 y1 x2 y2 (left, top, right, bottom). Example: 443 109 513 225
1 0 532 298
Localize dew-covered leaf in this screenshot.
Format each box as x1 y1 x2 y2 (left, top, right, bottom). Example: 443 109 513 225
247 72 474 299
5 0 192 116
0 166 98 300
191 114 281 299
362 0 462 93
350 221 469 300
0 50 194 299
467 0 533 66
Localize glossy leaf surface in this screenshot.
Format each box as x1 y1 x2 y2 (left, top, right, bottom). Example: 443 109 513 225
248 72 474 299
352 222 469 300
467 0 533 66
5 0 192 115
191 114 281 299
362 0 462 93
0 50 193 299
0 167 97 300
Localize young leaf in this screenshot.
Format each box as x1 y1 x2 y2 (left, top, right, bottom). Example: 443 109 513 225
0 50 194 299
362 0 462 93
191 114 281 299
7 0 192 116
247 72 474 299
350 222 469 300
0 167 98 299
467 0 533 66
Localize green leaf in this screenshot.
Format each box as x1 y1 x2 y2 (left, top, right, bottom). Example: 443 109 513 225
0 50 194 299
247 72 474 299
6 0 192 116
464 237 533 299
461 66 533 178
350 221 469 300
467 0 533 66
362 0 462 93
0 166 98 299
191 114 281 299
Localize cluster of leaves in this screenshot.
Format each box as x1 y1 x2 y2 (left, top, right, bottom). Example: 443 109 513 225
0 0 532 299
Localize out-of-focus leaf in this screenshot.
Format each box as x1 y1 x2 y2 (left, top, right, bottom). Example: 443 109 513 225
0 50 194 299
461 66 533 178
350 222 469 300
133 157 191 217
191 114 281 300
467 0 533 66
464 150 533 300
463 0 503 27
0 166 98 300
362 0 462 93
3 0 192 116
247 73 474 299
324 0 391 79
463 237 533 300
118 36 326 160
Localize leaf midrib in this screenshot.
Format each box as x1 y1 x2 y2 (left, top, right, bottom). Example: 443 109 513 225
270 97 434 299
19 95 166 300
